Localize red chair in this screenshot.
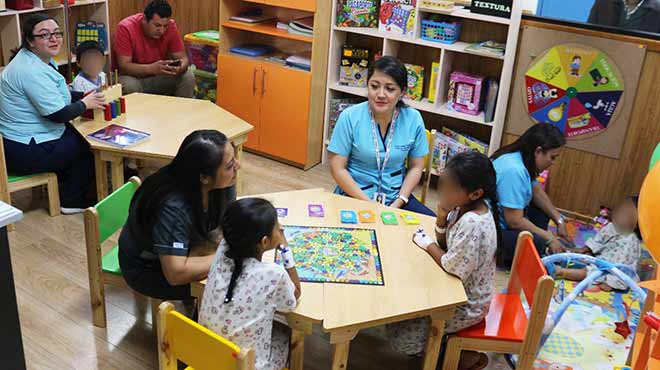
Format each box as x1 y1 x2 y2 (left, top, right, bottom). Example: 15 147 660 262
442 231 554 370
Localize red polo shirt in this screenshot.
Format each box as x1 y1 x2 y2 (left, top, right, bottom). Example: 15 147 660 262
113 13 185 65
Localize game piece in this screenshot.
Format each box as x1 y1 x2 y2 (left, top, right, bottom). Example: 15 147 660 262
400 212 420 225
274 226 384 285
358 210 375 223
447 71 485 116
381 211 398 225
340 210 358 224
276 207 288 218
308 204 324 217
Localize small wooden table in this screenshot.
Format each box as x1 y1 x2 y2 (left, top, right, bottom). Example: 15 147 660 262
191 189 467 370
72 93 253 199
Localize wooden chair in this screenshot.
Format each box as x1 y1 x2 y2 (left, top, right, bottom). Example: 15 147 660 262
442 231 554 370
157 301 257 370
419 128 436 205
85 176 159 327
0 134 60 230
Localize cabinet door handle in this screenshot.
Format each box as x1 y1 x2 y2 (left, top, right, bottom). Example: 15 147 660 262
252 67 258 96
261 69 266 97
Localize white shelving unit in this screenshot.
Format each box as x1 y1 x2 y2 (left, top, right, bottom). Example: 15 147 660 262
322 1 523 162
0 0 110 72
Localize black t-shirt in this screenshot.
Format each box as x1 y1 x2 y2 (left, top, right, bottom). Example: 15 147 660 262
118 187 235 276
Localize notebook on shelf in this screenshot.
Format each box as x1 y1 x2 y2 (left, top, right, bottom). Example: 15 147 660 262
229 44 275 57
87 124 150 148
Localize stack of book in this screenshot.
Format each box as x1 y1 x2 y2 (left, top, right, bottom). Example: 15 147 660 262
287 16 314 36
285 52 311 71
431 127 489 175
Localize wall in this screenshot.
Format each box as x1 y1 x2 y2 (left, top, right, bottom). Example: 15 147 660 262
108 0 219 41
503 20 660 215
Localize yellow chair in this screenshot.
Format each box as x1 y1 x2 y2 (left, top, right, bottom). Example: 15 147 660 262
419 128 436 205
0 134 60 230
85 176 160 327
157 301 257 370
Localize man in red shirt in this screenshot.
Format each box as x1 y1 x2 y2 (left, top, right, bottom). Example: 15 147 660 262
114 0 194 98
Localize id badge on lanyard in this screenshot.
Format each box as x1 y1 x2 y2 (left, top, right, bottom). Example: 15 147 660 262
370 109 398 205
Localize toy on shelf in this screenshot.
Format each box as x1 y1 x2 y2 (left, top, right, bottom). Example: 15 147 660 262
420 0 455 11
336 0 379 28
427 62 440 103
420 16 461 44
379 0 416 37
593 206 611 228
447 71 485 116
81 70 125 123
339 46 370 88
75 21 108 52
404 63 424 101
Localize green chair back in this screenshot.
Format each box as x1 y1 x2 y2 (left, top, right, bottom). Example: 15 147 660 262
95 179 139 243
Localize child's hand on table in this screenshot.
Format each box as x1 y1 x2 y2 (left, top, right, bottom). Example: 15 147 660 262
413 228 436 251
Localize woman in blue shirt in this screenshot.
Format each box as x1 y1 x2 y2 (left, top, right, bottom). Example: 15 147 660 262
0 14 105 213
328 56 433 216
491 124 568 267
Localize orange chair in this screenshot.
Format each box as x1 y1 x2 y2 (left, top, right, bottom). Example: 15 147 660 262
442 231 554 370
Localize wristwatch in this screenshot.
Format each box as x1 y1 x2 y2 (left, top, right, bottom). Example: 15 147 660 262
556 214 566 225
397 194 409 205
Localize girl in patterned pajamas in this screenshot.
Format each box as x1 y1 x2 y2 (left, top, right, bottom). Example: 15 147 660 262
551 196 641 291
387 152 501 370
199 198 301 370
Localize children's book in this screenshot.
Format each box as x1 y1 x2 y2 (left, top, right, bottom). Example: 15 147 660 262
465 40 506 58
431 131 469 174
87 124 150 148
336 0 379 28
404 63 424 101
379 0 417 37
428 62 440 103
441 127 489 154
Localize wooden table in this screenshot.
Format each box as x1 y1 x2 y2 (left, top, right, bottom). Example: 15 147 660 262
0 202 25 370
191 189 467 370
72 93 253 199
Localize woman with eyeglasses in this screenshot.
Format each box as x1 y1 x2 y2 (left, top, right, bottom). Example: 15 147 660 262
0 13 106 213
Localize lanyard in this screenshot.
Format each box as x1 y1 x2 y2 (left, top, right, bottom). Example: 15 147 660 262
369 108 399 192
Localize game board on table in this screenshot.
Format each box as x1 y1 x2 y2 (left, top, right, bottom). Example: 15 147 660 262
275 225 384 285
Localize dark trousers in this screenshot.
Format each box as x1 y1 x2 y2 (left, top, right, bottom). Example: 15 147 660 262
118 248 193 301
402 194 436 217
499 205 550 268
3 125 93 208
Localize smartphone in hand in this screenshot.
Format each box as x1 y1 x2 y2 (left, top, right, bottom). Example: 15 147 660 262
168 59 182 67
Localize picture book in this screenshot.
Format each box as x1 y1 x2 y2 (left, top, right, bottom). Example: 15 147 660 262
274 225 384 285
379 0 417 37
404 63 425 101
428 62 440 103
441 127 489 154
336 0 379 28
87 124 150 148
465 40 506 58
328 98 363 140
339 46 370 87
431 131 470 174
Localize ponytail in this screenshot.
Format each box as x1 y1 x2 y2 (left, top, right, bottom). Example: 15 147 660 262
221 198 278 304
485 184 503 264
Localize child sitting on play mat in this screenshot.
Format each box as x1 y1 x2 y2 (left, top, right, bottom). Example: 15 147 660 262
386 151 500 370
552 196 641 291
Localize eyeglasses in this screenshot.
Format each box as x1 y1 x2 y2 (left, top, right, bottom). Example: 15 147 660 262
32 31 64 40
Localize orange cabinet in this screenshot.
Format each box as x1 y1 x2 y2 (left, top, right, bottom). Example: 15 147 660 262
217 53 311 165
217 54 262 150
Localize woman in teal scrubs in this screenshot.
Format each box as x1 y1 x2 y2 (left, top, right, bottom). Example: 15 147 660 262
327 56 433 216
491 124 568 267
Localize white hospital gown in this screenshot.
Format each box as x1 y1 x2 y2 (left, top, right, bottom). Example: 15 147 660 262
387 209 498 355
585 223 641 290
199 240 298 370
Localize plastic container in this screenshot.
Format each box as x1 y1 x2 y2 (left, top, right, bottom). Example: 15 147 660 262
420 19 461 44
6 0 34 10
193 69 217 103
184 30 220 74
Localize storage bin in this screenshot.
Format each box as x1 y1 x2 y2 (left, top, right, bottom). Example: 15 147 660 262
184 30 220 74
420 19 461 44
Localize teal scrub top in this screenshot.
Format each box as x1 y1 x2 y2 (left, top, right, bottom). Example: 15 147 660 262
493 151 535 229
327 101 428 205
0 48 70 145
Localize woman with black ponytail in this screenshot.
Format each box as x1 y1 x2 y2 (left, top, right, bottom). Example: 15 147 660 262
387 152 499 370
199 198 301 370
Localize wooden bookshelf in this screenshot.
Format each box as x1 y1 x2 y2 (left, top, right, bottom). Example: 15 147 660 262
322 2 523 163
217 0 330 169
222 20 313 42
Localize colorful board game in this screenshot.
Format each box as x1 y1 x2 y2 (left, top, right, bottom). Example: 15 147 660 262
275 225 384 285
524 43 624 139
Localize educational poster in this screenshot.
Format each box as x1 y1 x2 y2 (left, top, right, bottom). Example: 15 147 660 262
507 27 646 159
275 225 384 285
379 0 417 37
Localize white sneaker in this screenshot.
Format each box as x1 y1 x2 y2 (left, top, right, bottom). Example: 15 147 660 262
60 206 86 215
